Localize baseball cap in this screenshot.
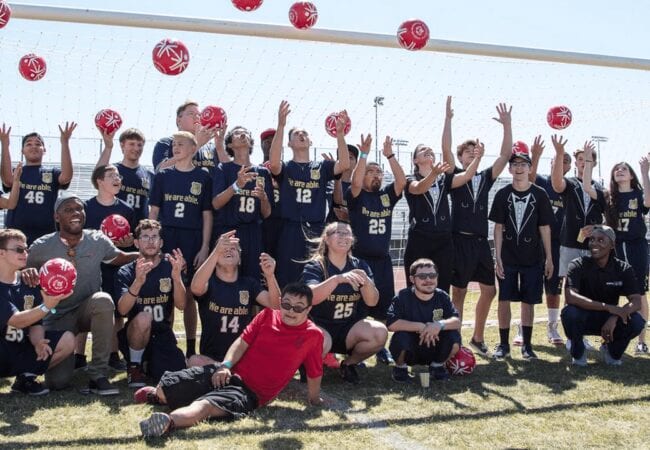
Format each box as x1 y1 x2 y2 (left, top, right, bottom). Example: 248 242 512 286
590 225 616 245
54 193 82 212
260 128 276 141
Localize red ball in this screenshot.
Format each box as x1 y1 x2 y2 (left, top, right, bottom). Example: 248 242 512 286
152 38 190 76
547 105 573 130
445 346 476 376
18 53 47 81
39 258 77 296
0 1 11 29
397 19 430 51
512 140 530 154
200 105 228 129
94 109 123 135
101 214 131 242
289 2 318 30
232 0 263 11
325 112 351 138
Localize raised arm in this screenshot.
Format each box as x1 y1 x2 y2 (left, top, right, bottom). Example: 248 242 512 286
58 121 76 186
441 96 455 173
383 136 407 196
269 101 290 176
407 162 450 195
95 128 116 168
169 248 187 310
213 125 230 164
640 155 650 208
491 103 513 179
450 140 484 189
551 134 568 193
349 134 372 198
256 253 281 309
529 135 545 182
0 163 23 210
0 123 14 187
581 140 598 200
332 111 350 176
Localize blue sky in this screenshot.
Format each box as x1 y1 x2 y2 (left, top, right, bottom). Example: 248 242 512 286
1 0 649 179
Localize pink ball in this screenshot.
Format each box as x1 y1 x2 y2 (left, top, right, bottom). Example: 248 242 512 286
289 2 318 30
101 214 131 242
397 19 430 51
39 258 77 296
232 0 263 11
152 38 190 76
18 53 47 81
200 105 228 129
95 109 123 135
547 105 573 130
0 1 12 29
325 112 351 138
445 346 476 376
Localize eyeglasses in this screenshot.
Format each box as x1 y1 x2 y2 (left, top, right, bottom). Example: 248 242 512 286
413 272 438 280
2 246 28 254
510 162 529 168
104 173 123 180
138 235 160 242
280 301 309 313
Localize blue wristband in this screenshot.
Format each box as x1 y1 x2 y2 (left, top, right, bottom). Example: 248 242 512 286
222 360 233 369
359 152 368 159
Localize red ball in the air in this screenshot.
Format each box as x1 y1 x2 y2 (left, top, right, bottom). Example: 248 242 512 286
397 19 430 51
0 1 12 29
289 2 318 30
95 109 123 135
325 112 351 138
152 38 190 76
18 53 47 81
232 0 263 11
200 106 228 129
546 105 573 130
101 214 131 242
39 258 77 296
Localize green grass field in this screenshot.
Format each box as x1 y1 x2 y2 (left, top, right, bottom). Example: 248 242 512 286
1 292 649 449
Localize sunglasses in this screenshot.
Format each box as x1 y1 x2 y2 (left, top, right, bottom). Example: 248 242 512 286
2 246 28 254
280 301 309 314
413 272 438 280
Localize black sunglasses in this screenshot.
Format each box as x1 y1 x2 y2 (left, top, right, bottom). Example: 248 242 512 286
2 246 28 254
414 272 438 280
280 301 309 314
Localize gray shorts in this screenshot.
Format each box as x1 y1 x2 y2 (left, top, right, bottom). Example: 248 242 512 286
559 246 591 277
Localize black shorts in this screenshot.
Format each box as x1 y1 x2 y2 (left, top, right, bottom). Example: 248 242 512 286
388 330 462 365
118 325 186 382
403 229 454 292
357 254 394 321
320 319 358 355
159 365 258 417
276 221 324 288
617 239 649 293
0 330 65 377
451 233 495 288
498 264 543 304
543 240 563 296
161 226 203 278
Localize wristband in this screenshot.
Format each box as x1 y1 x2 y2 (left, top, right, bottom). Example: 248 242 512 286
359 152 368 159
222 360 233 369
232 182 241 194
386 154 395 160
39 303 56 314
128 288 138 297
438 320 446 331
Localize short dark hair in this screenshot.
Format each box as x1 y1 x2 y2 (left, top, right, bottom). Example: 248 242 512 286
22 132 44 148
409 258 437 276
456 140 477 159
0 229 26 249
225 126 254 157
119 128 145 144
281 282 314 306
134 219 162 239
91 164 118 189
176 100 199 118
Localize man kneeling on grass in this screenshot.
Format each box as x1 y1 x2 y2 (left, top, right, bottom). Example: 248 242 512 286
387 258 462 383
135 282 324 437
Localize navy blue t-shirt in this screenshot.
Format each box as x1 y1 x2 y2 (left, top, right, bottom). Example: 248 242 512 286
405 172 455 233
149 166 213 230
115 258 177 333
346 182 401 257
197 275 261 361
611 190 648 241
116 163 153 223
535 174 564 241
450 166 496 237
212 162 273 227
386 287 459 327
559 177 606 249
275 160 336 223
0 279 43 346
152 137 218 176
84 197 136 231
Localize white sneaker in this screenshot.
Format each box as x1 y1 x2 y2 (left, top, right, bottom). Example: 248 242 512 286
583 338 596 352
547 322 564 346
513 323 523 347
600 344 622 366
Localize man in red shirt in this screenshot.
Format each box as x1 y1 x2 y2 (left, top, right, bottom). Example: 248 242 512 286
136 282 324 437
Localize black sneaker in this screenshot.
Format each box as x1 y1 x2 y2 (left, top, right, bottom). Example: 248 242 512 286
521 345 538 360
109 353 127 372
140 412 172 437
376 348 395 365
470 338 489 357
89 377 119 396
339 363 360 384
11 375 49 396
493 343 510 360
391 366 412 383
74 353 87 371
429 365 450 381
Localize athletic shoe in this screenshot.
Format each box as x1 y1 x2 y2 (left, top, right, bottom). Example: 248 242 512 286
521 345 538 360
571 354 588 367
339 363 360 384
600 344 622 366
134 386 160 405
376 348 395 365
74 353 87 371
11 375 49 396
635 342 648 355
127 363 147 388
391 366 412 383
513 324 523 347
140 412 172 438
429 365 450 381
493 343 510 360
583 338 596 352
547 322 564 346
323 353 340 369
89 377 120 396
470 338 489 357
109 353 127 372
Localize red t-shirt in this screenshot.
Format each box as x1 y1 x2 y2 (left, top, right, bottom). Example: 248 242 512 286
233 308 324 406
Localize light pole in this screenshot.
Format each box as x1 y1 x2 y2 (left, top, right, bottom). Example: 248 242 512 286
591 135 608 181
373 96 384 162
392 139 409 170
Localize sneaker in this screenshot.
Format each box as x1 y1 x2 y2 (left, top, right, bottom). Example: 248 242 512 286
89 377 120 396
493 343 510 360
521 345 538 360
139 412 172 437
127 363 147 388
134 386 160 405
391 366 412 383
470 338 489 357
109 353 127 372
323 353 340 369
583 338 596 352
74 353 87 371
635 342 648 355
513 324 523 347
571 353 588 367
376 348 395 365
429 364 450 381
11 375 49 396
600 344 622 366
547 322 564 346
339 363 360 384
